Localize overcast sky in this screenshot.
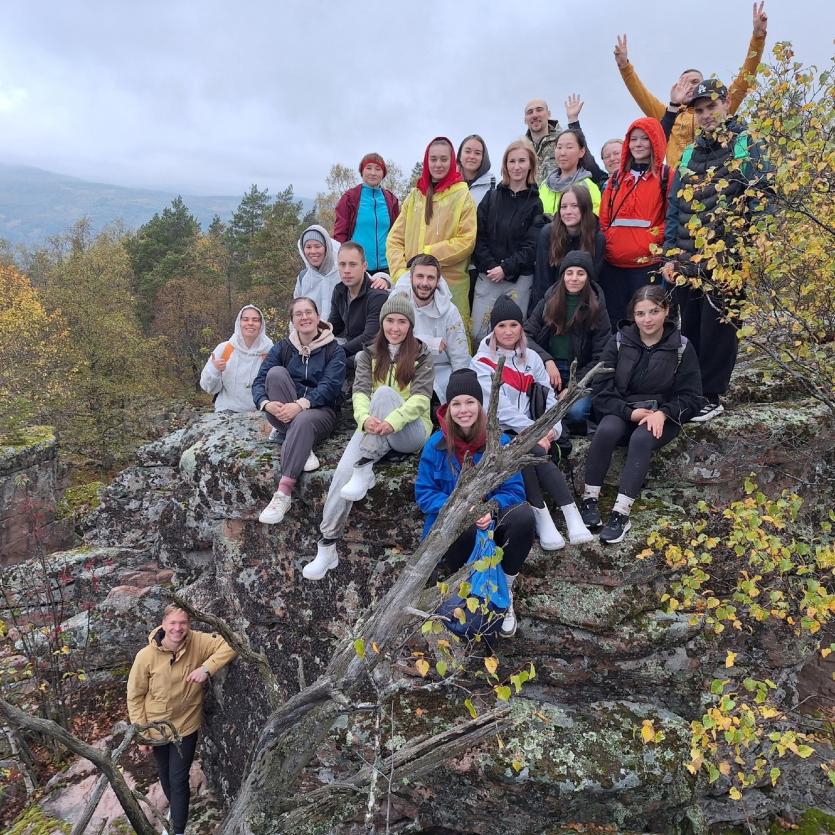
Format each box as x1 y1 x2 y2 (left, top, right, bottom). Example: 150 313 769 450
0 0 829 199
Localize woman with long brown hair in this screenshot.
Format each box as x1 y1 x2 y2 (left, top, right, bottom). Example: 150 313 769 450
303 294 434 580
530 184 604 313
415 369 535 638
386 136 477 326
525 251 611 434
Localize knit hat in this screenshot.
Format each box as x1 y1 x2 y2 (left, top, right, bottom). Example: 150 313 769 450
558 251 595 283
379 293 415 327
490 294 524 329
445 369 483 405
359 153 387 178
301 228 327 248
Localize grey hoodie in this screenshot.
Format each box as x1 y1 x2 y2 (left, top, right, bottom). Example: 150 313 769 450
391 272 471 401
294 224 341 323
200 305 274 412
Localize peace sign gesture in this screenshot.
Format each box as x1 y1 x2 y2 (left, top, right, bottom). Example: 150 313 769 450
752 1 768 38
614 34 628 69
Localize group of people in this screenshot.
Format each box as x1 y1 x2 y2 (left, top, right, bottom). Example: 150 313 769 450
153 12 772 831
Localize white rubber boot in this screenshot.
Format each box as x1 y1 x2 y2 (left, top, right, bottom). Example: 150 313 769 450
560 503 595 544
531 505 565 550
302 541 339 580
339 462 375 502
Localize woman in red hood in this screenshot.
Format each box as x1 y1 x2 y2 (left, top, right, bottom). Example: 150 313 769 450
598 117 672 328
386 137 477 329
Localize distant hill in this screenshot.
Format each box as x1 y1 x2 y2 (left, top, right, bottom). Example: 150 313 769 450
0 163 312 247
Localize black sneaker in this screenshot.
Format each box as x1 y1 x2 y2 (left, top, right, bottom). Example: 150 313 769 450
599 511 632 544
580 498 602 529
690 400 724 423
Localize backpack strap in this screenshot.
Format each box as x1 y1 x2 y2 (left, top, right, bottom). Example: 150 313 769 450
619 331 685 367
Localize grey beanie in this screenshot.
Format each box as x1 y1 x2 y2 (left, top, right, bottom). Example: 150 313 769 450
379 293 415 328
301 228 327 248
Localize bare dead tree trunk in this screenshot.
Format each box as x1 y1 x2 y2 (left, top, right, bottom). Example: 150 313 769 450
3 722 38 795
0 699 174 835
215 361 607 833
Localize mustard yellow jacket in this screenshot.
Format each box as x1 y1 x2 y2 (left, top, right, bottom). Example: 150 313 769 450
126 626 237 738
619 33 766 168
386 182 476 298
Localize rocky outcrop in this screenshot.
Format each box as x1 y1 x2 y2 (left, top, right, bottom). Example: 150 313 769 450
6 358 835 832
0 426 73 565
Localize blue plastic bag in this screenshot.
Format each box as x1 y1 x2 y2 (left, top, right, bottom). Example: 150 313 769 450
435 525 508 639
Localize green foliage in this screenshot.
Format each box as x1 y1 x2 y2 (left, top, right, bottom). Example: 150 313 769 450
225 184 271 290
642 480 834 801
6 805 71 835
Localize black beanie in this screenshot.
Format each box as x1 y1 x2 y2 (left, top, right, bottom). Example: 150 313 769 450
558 250 595 283
445 369 483 405
490 294 524 330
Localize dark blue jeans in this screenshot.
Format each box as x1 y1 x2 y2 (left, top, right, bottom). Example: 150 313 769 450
153 731 198 834
556 360 592 425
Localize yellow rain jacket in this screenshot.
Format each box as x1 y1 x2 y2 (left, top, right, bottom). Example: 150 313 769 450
386 182 476 320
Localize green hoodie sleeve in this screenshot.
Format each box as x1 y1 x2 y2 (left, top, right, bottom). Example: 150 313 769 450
383 352 434 433
352 349 373 429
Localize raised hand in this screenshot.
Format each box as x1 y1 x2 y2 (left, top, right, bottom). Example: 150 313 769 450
565 93 584 122
614 34 628 69
669 78 690 107
210 352 227 372
752 1 767 38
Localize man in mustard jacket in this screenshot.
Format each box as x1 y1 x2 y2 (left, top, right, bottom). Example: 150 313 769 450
613 1 768 167
127 604 236 835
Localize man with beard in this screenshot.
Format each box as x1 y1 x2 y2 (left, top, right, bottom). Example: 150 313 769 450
391 254 470 402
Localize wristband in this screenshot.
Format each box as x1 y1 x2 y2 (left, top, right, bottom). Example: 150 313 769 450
668 101 681 108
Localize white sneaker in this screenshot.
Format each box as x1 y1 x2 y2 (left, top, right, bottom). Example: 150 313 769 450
339 462 375 502
303 451 320 472
500 588 517 638
532 505 565 550
258 491 291 524
690 400 724 423
302 541 339 580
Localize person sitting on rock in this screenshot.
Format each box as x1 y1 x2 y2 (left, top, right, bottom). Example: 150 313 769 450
390 254 470 403
333 152 400 281
580 285 702 544
294 225 341 324
200 305 274 413
524 251 612 435
127 604 236 835
415 369 534 638
303 294 434 580
329 241 389 371
252 297 346 524
472 295 593 551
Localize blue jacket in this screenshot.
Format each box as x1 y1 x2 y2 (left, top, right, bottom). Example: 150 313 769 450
251 323 346 410
415 431 526 539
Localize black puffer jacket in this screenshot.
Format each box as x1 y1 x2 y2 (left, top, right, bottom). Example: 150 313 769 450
593 321 702 425
525 281 612 380
472 184 545 280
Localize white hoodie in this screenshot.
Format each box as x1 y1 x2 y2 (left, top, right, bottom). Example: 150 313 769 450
471 334 562 437
391 272 471 402
468 170 496 208
200 305 274 412
293 224 341 323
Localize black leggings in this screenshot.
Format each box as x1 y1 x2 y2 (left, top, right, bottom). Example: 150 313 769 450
522 445 574 508
443 503 535 577
584 414 680 499
153 730 198 833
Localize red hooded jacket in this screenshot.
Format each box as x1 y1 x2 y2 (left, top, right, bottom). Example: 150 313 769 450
599 117 671 269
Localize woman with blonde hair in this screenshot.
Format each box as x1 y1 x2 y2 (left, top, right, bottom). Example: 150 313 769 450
470 138 545 342
386 136 477 326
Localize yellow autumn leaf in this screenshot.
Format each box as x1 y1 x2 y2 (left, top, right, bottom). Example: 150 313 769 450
729 787 742 800
415 659 429 677
484 656 498 676
725 651 737 668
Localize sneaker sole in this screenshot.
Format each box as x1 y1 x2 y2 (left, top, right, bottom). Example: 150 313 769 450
599 521 632 545
499 625 517 638
690 405 724 423
569 532 595 545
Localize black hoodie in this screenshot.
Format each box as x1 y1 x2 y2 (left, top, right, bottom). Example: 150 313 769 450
592 321 703 425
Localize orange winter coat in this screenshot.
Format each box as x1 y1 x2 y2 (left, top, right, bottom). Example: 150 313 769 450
599 118 672 270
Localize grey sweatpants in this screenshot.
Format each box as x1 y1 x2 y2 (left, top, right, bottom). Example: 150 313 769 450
264 366 338 480
471 273 533 343
319 386 429 540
